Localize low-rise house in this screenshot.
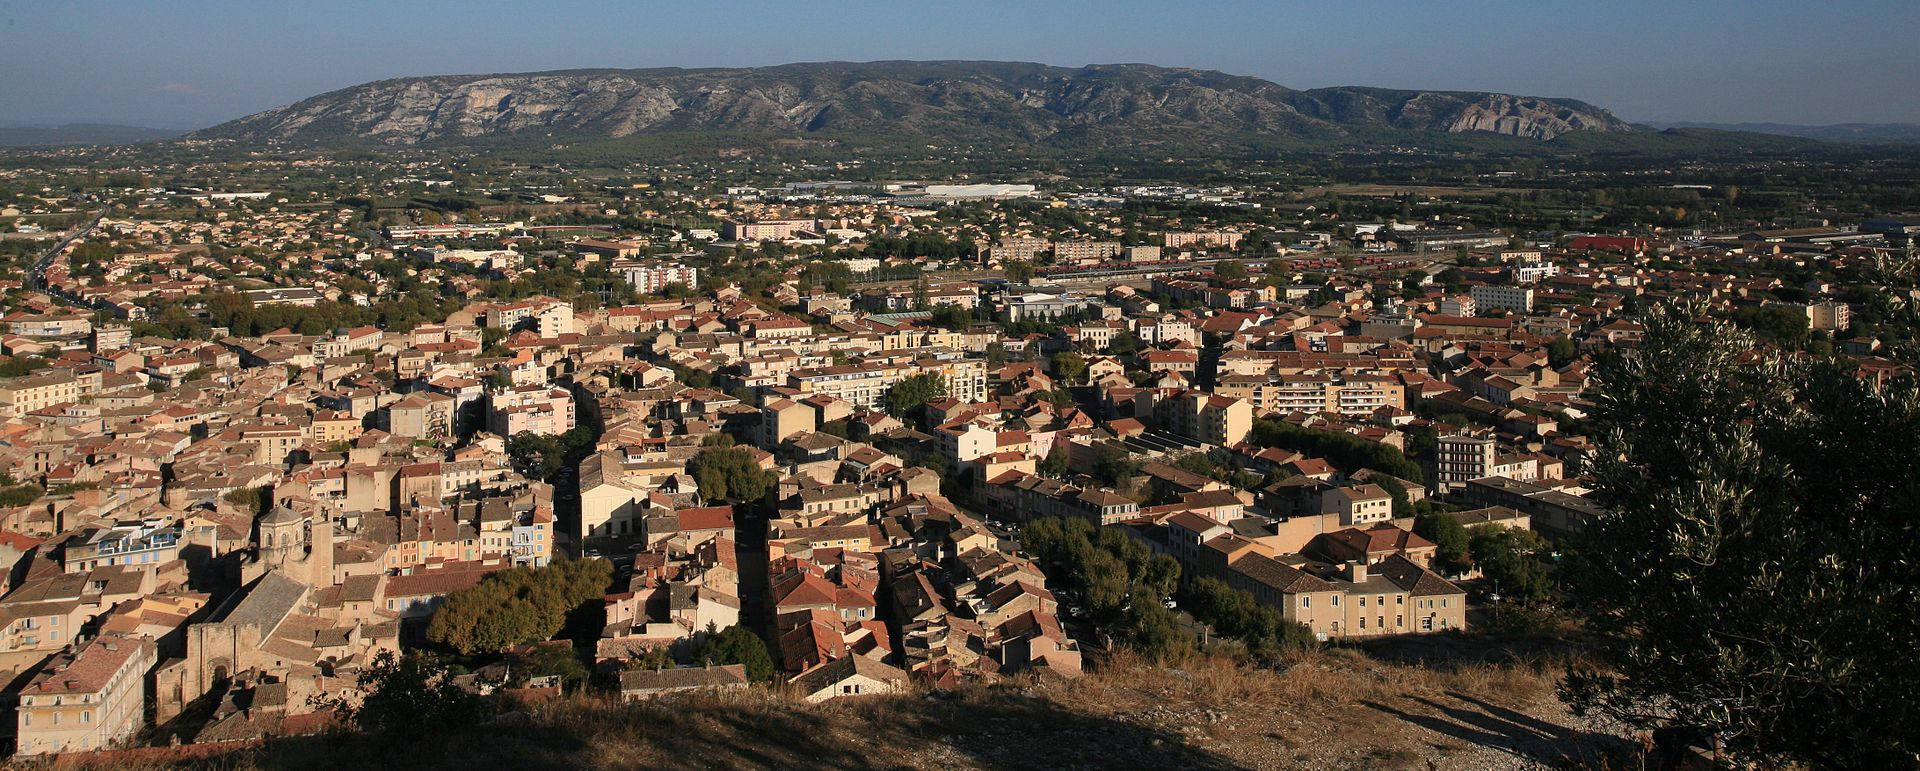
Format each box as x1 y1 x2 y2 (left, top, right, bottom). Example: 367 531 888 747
618 664 750 700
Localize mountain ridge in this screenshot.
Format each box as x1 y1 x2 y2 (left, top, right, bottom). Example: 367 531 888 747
1643 121 1920 143
192 60 1636 149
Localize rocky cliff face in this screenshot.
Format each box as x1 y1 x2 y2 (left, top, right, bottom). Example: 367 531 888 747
195 61 1633 146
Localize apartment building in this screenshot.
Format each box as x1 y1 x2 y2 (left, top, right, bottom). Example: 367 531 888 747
1052 241 1122 264
1807 300 1850 332
1162 231 1243 250
1323 484 1394 527
1158 392 1253 447
1470 284 1536 313
487 300 574 338
1435 433 1497 489
614 260 701 294
787 356 986 411
984 237 1051 263
15 635 157 756
0 372 80 417
486 385 576 437
59 524 184 574
722 219 819 241
1214 374 1405 416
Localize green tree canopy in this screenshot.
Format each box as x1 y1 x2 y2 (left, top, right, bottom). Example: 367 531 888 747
882 372 947 418
1468 526 1552 601
342 651 489 740
1547 335 1578 367
1051 351 1087 384
1249 419 1424 483
426 559 613 655
689 445 776 503
1413 511 1473 575
1563 304 1920 767
697 624 777 683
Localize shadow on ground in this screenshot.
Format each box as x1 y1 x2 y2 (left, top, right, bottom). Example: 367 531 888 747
152 687 1246 771
1363 690 1628 768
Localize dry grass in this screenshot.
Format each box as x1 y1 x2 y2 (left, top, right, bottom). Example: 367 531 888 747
48 644 1630 771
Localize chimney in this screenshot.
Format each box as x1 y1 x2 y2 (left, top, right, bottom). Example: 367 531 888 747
1346 560 1368 583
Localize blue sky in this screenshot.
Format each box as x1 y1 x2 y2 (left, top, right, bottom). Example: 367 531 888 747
1 0 1915 128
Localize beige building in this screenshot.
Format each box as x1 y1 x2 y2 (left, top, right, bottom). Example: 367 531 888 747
1323 484 1394 526
487 385 575 437
1159 392 1253 447
1228 554 1465 640
787 356 986 411
0 372 80 417
15 634 158 756
1806 300 1850 332
1214 374 1405 416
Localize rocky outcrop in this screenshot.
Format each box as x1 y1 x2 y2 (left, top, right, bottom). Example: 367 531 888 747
194 61 1633 146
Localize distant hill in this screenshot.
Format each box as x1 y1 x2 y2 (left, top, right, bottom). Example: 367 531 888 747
1645 121 1920 144
192 61 1638 150
0 123 183 148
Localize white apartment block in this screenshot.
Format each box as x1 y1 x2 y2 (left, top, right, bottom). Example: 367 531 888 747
1470 284 1536 314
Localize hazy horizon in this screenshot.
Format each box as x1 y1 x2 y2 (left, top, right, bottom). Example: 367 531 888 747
3 1 1916 129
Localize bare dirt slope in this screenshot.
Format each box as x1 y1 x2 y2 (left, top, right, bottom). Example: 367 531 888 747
56 645 1631 770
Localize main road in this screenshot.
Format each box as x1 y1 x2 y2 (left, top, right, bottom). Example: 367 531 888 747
25 204 111 299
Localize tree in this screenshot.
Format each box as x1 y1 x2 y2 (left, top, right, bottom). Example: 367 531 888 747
929 303 972 331
1562 304 1920 767
698 624 776 683
1547 335 1578 367
341 650 489 740
1005 259 1035 284
1413 512 1472 576
427 559 613 655
1037 447 1068 477
882 372 946 418
1104 332 1143 356
689 446 775 503
512 641 590 691
1468 526 1551 601
1213 259 1247 281
1248 418 1424 483
1051 352 1087 384
625 646 677 671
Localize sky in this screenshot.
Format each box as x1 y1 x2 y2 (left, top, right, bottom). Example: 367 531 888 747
1 0 1916 129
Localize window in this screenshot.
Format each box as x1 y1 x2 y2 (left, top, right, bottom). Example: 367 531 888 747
81 711 90 724
1359 596 1367 607
1359 617 1367 629
1330 595 1339 606
1377 616 1384 630
1396 615 1403 627
1422 617 1433 631
1395 596 1403 606
1299 596 1310 609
